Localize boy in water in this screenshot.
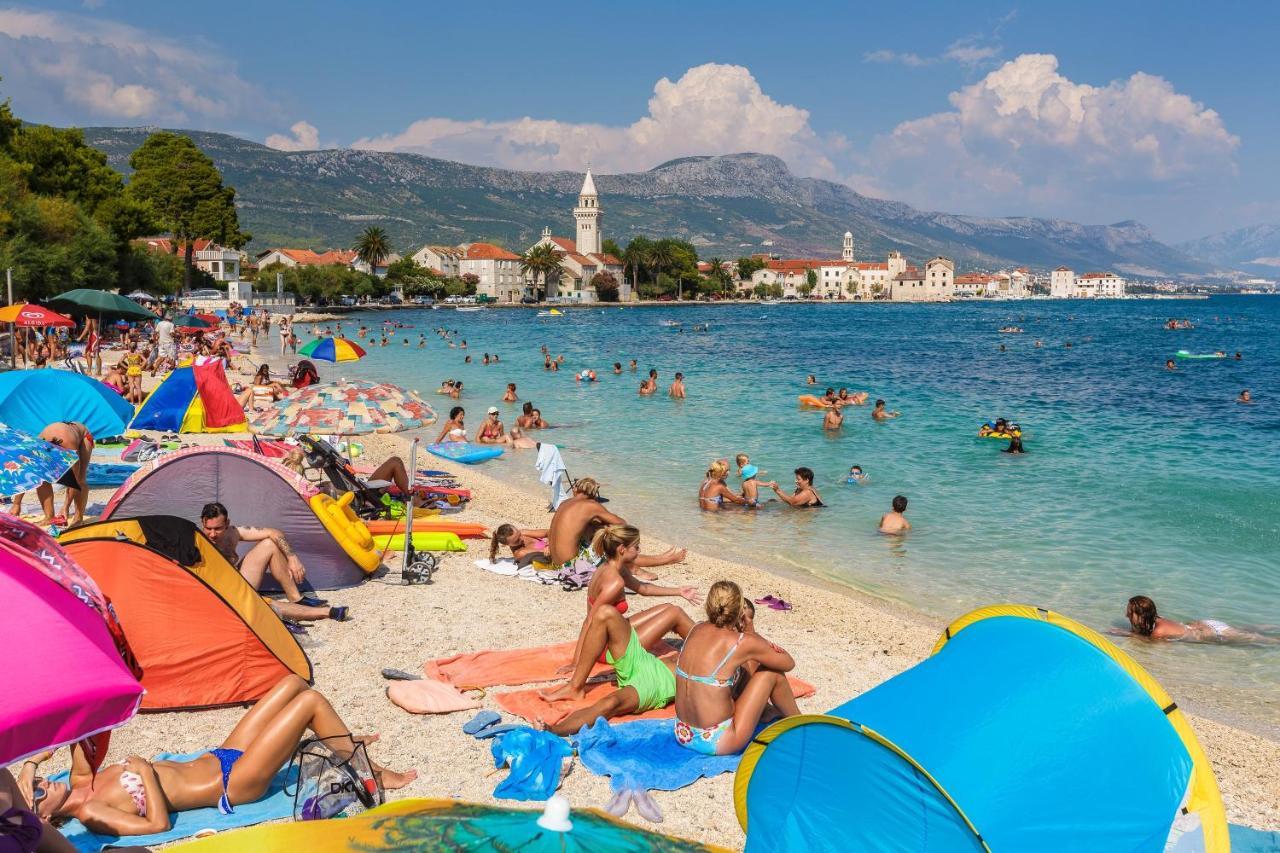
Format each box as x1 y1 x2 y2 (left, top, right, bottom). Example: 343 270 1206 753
822 405 843 430
740 465 762 507
879 495 910 533
847 465 868 485
872 399 900 420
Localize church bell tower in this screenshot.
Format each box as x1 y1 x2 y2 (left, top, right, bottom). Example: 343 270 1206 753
574 167 602 255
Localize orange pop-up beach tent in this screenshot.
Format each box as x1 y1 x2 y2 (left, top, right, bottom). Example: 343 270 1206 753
59 516 312 711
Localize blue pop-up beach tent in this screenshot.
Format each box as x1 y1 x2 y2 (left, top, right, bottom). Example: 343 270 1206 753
735 605 1228 853
0 370 134 438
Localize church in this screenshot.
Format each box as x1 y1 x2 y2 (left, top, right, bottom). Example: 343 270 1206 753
527 169 628 302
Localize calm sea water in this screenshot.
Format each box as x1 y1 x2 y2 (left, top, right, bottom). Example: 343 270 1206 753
307 296 1280 732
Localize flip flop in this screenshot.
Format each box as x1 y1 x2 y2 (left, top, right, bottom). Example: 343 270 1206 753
462 710 502 736
472 722 521 741
632 789 664 823
604 788 633 817
328 606 350 622
381 668 421 681
754 595 780 605
768 598 793 611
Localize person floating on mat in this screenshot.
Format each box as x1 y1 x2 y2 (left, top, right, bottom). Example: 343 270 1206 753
199 502 331 611
17 675 415 838
537 525 699 735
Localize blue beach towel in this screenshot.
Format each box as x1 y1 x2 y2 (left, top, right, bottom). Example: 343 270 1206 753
85 462 140 487
51 751 297 852
489 727 573 802
572 717 743 793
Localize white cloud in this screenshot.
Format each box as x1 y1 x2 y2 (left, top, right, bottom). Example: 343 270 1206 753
352 63 844 177
864 49 932 68
854 54 1239 220
266 120 321 151
0 7 265 124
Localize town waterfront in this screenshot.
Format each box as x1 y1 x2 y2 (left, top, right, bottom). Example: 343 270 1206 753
316 295 1279 733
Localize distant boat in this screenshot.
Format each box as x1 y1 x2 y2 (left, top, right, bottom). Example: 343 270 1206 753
761 300 781 305
660 320 681 327
536 309 564 317
456 306 484 313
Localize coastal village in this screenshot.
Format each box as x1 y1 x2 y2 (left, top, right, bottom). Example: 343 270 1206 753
151 169 1129 306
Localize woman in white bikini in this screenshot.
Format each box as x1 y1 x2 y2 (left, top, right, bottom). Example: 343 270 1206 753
1124 596 1279 644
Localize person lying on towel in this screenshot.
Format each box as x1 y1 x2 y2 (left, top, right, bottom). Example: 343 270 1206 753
17 676 414 838
536 525 700 735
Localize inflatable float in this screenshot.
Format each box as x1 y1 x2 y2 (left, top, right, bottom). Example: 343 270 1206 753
373 532 467 552
365 519 488 538
797 394 831 408
1175 350 1227 360
979 422 1022 439
309 492 380 573
427 442 504 464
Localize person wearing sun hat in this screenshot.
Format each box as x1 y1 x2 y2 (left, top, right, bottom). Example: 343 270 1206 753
475 406 506 445
740 464 763 507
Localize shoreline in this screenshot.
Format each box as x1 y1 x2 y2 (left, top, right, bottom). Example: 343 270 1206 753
23 338 1277 848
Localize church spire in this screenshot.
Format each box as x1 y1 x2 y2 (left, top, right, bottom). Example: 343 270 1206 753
574 165 602 254
580 164 597 198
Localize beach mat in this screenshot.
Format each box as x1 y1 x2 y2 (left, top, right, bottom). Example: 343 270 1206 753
497 674 816 727
573 717 745 792
424 640 675 690
51 750 296 852
86 461 140 486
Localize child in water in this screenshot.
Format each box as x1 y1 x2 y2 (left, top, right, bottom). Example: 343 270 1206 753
847 465 868 485
740 465 762 507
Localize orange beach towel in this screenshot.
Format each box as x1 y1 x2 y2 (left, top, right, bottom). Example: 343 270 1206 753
423 641 676 690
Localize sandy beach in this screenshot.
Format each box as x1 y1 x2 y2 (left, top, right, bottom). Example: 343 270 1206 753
23 338 1280 848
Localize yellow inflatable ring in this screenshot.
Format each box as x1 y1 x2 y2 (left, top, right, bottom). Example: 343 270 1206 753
309 492 379 574
979 430 1022 439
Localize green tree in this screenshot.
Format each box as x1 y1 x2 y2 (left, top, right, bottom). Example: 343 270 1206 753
621 236 652 293
0 196 116 301
705 256 733 296
7 125 124 214
590 271 620 302
354 226 392 274
601 238 623 259
520 243 565 301
126 132 249 292
800 269 817 297
735 256 765 281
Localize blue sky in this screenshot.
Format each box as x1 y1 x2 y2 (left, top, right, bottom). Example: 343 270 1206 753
1 0 1276 241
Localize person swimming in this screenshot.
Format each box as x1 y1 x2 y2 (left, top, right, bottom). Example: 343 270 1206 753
1238 389 1252 404
847 465 868 485
765 467 824 508
1004 436 1026 454
871 399 900 420
878 495 910 533
822 406 843 430
1123 596 1278 644
639 369 658 395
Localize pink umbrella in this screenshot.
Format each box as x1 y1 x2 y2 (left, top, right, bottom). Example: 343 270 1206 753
0 526 143 766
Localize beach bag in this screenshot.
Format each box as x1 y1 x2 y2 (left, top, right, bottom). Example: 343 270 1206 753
557 560 595 592
287 735 383 821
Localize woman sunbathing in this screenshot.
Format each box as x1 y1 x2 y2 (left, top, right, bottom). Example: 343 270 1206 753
538 525 700 734
673 580 799 755
489 523 551 567
19 676 414 838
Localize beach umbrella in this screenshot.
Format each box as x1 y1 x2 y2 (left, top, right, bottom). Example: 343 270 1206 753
248 379 436 436
125 290 155 301
0 517 143 766
47 288 156 321
194 312 221 326
0 370 135 437
170 797 729 852
173 315 212 330
0 422 77 497
0 303 75 327
298 336 367 363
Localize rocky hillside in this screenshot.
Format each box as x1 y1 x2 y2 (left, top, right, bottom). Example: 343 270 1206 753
84 126 1214 277
1177 224 1280 276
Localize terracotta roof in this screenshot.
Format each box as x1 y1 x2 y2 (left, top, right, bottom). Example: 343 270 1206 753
137 237 216 254
955 273 997 284
549 237 578 253
766 259 829 272
595 254 622 266
1078 271 1115 279
465 243 520 261
853 262 888 271
566 252 594 266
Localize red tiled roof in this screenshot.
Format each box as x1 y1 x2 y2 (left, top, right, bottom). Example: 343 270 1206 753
549 237 578 253
465 243 520 261
256 248 357 266
136 237 216 254
595 254 622 266
955 273 997 284
853 262 888 271
1078 271 1114 279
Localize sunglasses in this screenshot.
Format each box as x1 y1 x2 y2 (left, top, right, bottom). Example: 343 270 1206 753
31 778 48 804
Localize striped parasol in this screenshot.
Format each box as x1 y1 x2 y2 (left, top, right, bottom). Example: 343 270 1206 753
298 337 366 363
248 380 437 436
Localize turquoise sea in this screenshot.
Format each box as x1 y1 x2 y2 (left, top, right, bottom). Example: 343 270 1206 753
305 296 1280 733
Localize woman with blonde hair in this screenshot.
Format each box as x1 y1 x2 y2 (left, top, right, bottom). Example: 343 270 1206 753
673 580 800 755
699 460 747 510
538 524 700 732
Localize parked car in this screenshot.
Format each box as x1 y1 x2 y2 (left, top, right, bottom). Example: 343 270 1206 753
378 295 403 305
187 288 224 300
411 296 435 306
521 296 538 304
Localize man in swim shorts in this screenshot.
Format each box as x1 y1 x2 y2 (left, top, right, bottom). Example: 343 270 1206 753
200 502 331 608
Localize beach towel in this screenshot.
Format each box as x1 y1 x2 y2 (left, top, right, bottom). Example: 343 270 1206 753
423 640 676 690
386 677 481 715
85 462 140 486
573 717 744 792
474 558 519 576
497 674 816 727
490 727 573 802
534 443 571 510
50 751 296 852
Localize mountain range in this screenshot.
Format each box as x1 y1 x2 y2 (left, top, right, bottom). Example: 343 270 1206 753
83 126 1223 278
1175 224 1280 277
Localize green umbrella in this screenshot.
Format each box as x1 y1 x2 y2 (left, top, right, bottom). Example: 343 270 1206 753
48 288 157 321
173 315 211 329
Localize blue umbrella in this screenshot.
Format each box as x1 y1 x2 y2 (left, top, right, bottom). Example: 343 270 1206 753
0 422 77 498
0 370 135 438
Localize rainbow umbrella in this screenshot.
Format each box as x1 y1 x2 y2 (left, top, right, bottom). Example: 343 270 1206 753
0 422 77 497
0 517 143 766
171 797 730 852
298 337 366 363
248 380 436 436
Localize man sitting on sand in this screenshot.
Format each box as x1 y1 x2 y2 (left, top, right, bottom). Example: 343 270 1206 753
200 502 331 608
879 495 911 533
547 477 686 582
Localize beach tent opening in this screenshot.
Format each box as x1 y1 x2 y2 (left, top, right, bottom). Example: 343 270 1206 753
59 516 312 711
131 362 247 433
735 605 1228 853
102 446 370 590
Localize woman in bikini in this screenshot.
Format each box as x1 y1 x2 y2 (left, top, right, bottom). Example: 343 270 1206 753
538 525 700 733
502 383 519 402
239 365 287 411
699 460 747 511
18 675 414 839
1123 596 1279 644
765 467 825 507
489 523 551 566
121 343 146 405
674 580 800 755
475 407 505 444
435 407 465 443
77 317 101 376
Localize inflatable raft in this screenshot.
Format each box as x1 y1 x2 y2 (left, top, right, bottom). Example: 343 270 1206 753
366 519 488 538
373 532 467 552
427 442 504 464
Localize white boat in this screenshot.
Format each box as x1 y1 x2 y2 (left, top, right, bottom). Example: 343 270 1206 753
659 320 681 327
761 300 781 305
455 306 485 312
536 309 564 317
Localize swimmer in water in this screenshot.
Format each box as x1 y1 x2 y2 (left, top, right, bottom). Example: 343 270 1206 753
1003 435 1026 454
1238 389 1252 404
629 359 638 371
1123 596 1279 644
806 375 816 385
1166 359 1176 370
822 405 843 430
740 464 763 507
871 399 900 420
503 383 518 402
764 468 824 508
639 369 658 396
613 362 622 375
847 465 868 485
878 495 910 533
668 372 686 399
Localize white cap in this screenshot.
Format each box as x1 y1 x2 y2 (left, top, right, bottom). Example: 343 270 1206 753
537 795 573 833
487 406 499 414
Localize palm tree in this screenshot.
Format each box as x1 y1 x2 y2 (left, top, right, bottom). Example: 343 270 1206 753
354 227 392 276
706 256 731 296
644 240 677 296
621 237 651 295
520 243 565 302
